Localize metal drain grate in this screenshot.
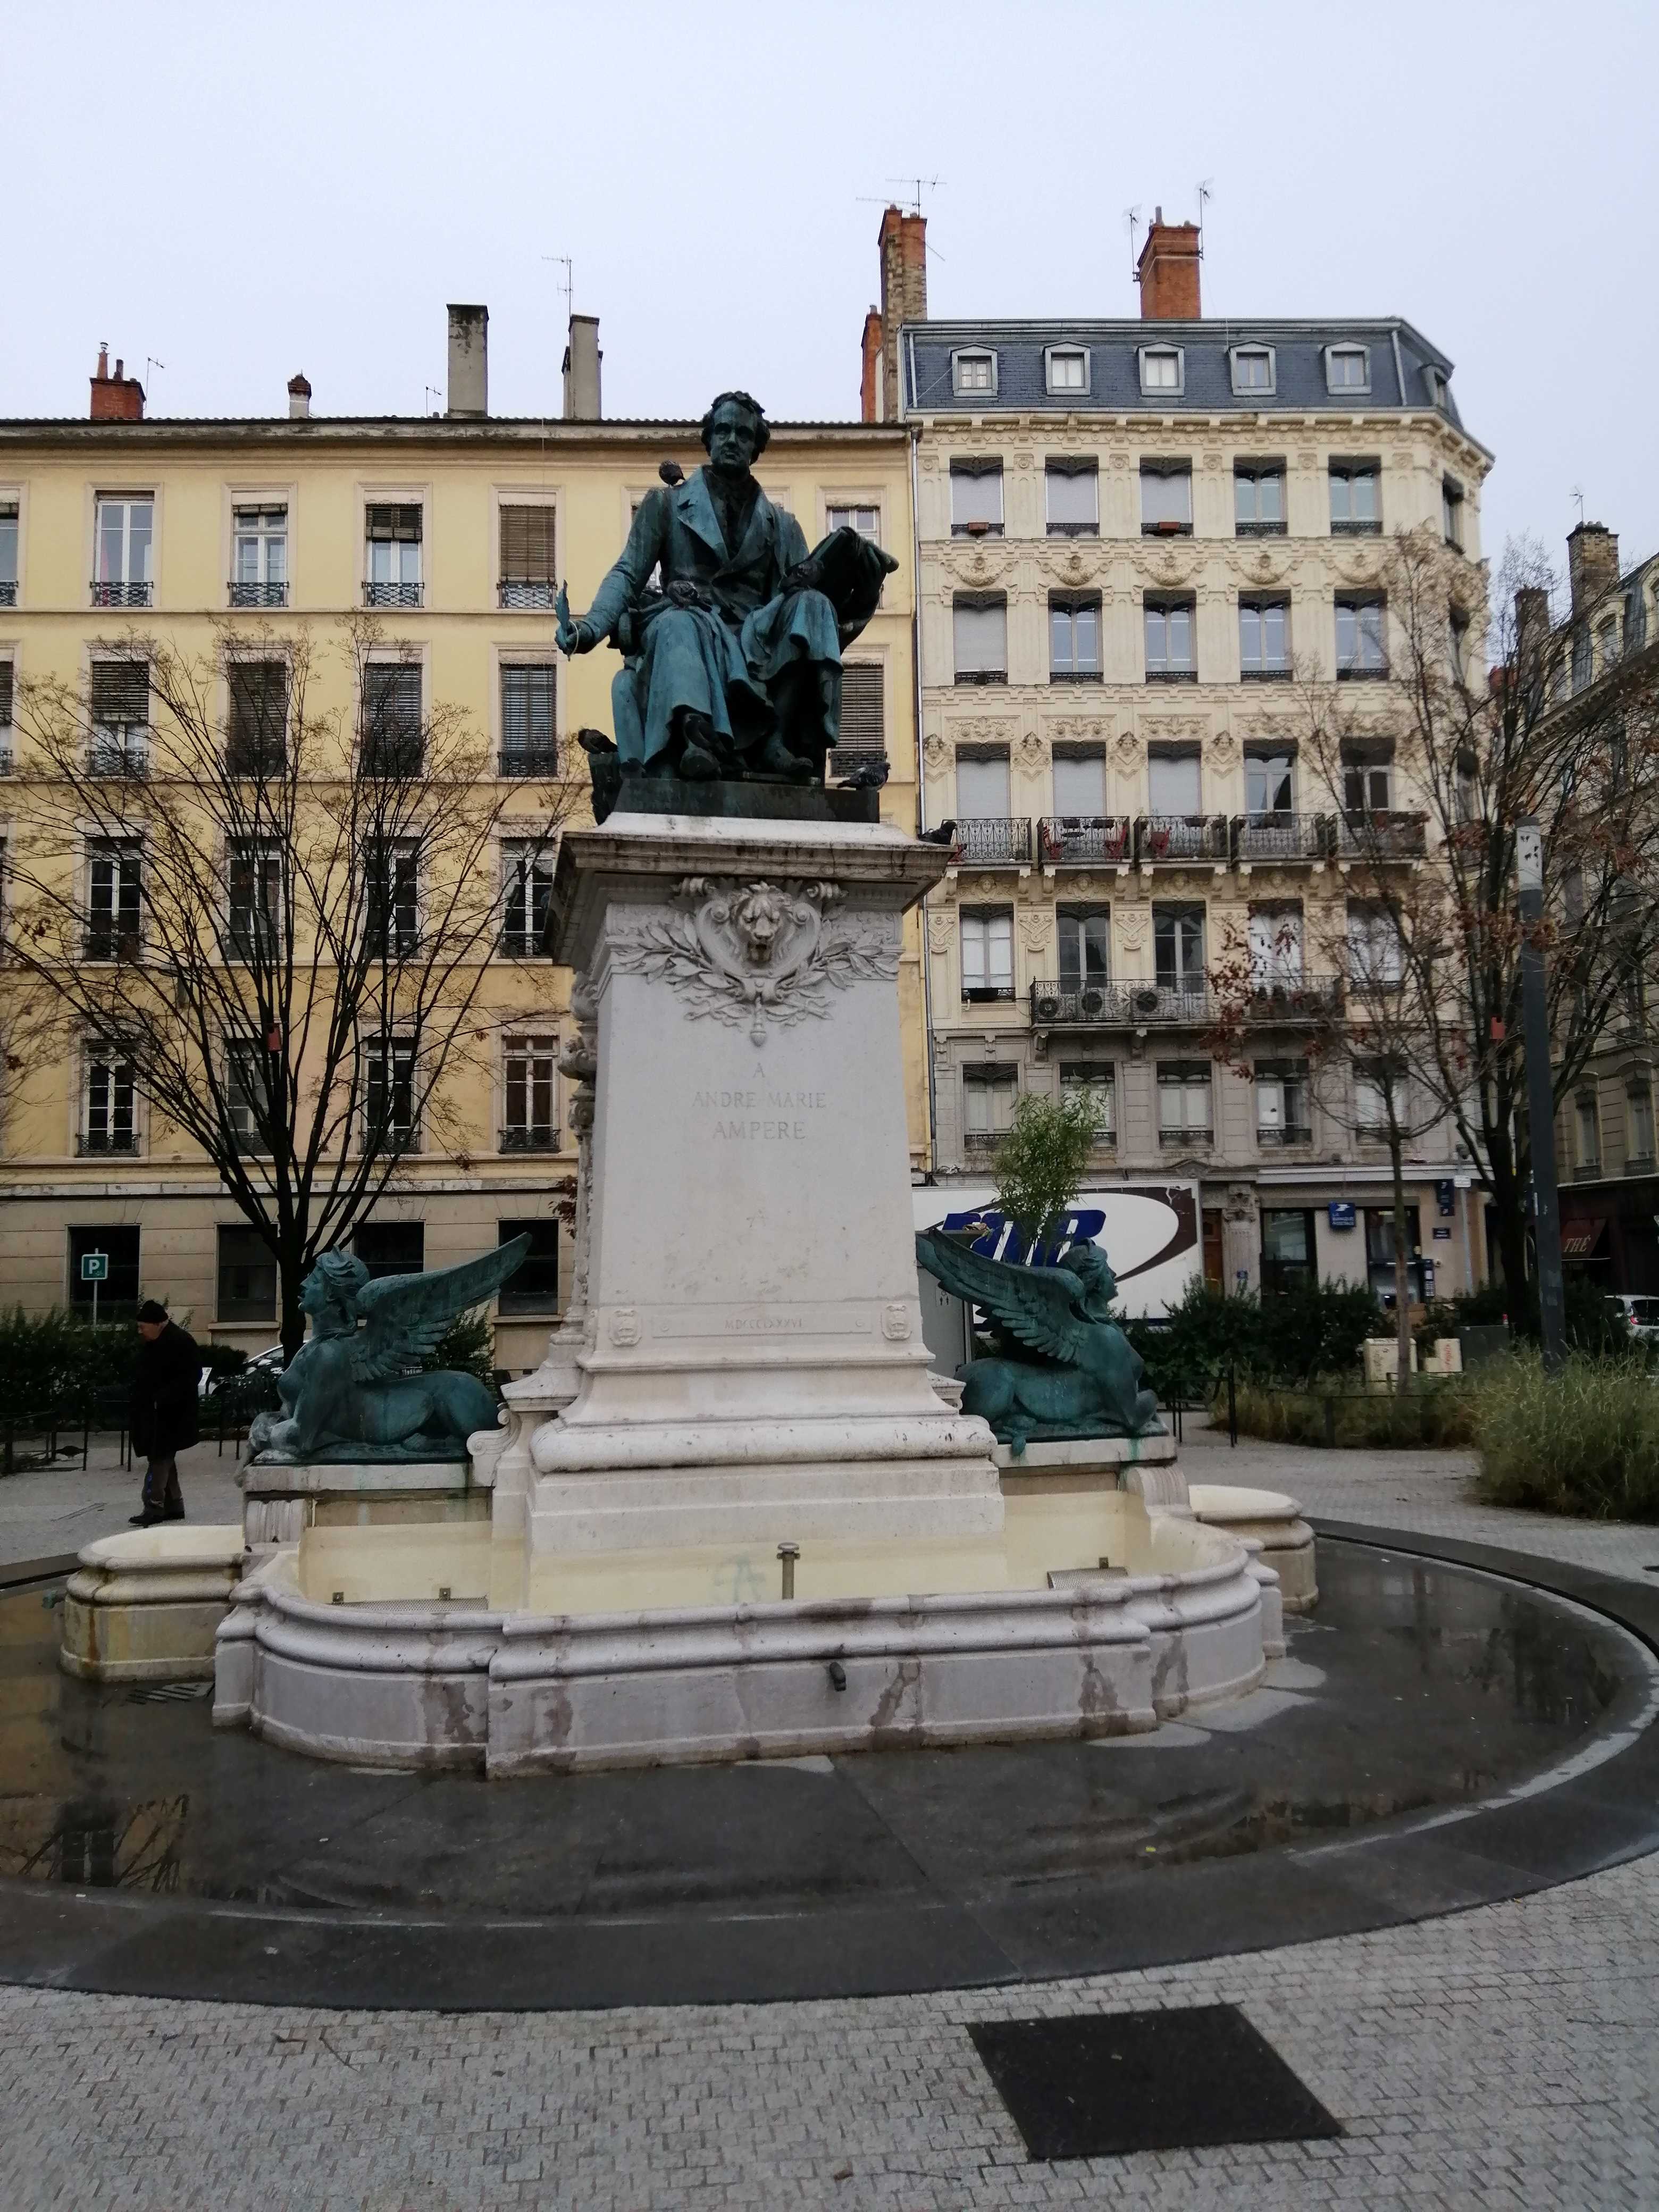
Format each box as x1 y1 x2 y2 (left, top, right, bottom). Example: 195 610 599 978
968 2002 1343 2161
125 1681 214 1705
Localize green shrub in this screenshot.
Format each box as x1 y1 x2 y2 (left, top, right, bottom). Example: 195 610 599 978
1223 1375 1478 1448
1124 1275 1382 1400
1472 1352 1659 1519
0 1307 137 1422
422 1309 497 1390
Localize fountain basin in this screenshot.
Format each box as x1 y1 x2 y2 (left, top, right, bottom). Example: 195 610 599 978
61 1525 245 1683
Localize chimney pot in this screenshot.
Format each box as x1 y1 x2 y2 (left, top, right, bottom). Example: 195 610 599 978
446 303 489 418
90 346 145 423
97 343 109 380
562 313 602 420
287 373 312 421
1136 211 1202 321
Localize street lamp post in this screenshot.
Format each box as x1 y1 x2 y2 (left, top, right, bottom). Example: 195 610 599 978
1516 819 1566 1373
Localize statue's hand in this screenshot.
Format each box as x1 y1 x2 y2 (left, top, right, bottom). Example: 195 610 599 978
666 577 713 611
782 558 823 594
555 584 596 656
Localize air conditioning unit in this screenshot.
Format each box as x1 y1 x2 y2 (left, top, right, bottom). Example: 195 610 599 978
1035 995 1060 1021
1080 988 1105 1016
1134 986 1161 1016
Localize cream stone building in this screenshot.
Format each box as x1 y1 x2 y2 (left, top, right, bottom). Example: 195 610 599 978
0 315 921 1365
863 210 1493 1300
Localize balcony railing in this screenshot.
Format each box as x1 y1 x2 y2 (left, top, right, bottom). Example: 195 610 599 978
1239 664 1293 683
90 580 152 608
228 580 288 609
963 1129 1005 1151
1258 1125 1314 1147
1037 815 1133 867
500 927 556 959
82 931 141 963
1335 810 1427 860
86 739 148 779
961 984 1017 1005
363 580 423 609
1331 517 1382 537
364 1126 422 1154
951 817 1033 867
499 746 560 778
498 580 557 610
0 581 17 607
0 747 12 776
1029 980 1211 1027
500 1125 560 1153
224 742 287 778
77 1129 139 1155
954 667 1009 686
1145 665 1199 683
1135 814 1229 864
1241 974 1344 1023
1232 813 1327 864
1048 666 1104 685
1235 519 1287 540
1159 1125 1213 1147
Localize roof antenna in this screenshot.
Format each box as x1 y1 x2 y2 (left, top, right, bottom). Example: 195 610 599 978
544 254 573 325
1572 485 1586 527
885 175 944 217
1124 205 1142 282
145 356 166 390
424 384 442 416
1195 179 1212 258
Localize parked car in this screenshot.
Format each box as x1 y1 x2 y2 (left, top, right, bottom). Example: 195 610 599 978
199 1343 285 1407
1610 1295 1659 1346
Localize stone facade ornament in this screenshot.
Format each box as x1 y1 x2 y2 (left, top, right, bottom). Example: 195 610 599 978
1112 731 1143 772
1018 909 1051 952
927 909 953 953
1015 730 1046 771
1116 910 1149 954
608 1306 642 1347
881 1302 913 1342
923 732 948 769
1207 728 1240 769
610 877 899 1046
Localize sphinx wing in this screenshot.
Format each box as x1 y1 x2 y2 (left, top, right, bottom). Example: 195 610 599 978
914 1231 1090 1364
351 1234 531 1383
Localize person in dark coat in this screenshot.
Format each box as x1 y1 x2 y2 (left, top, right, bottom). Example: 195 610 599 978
129 1299 200 1526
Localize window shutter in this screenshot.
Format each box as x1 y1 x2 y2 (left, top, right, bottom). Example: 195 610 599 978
228 661 288 758
501 665 557 755
365 504 422 541
90 660 149 724
837 664 883 753
500 505 556 581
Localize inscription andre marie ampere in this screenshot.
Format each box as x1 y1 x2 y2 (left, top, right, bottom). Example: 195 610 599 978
692 1084 829 1142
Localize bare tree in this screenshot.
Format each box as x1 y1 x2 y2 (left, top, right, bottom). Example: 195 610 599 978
2 616 569 1355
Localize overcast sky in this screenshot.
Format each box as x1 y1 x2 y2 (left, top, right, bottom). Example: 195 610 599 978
6 0 1657 586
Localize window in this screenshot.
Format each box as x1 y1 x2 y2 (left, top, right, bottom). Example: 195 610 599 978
1234 464 1285 535
1598 616 1621 675
1626 586 1648 653
1348 904 1403 985
498 1218 560 1313
1449 611 1472 685
950 350 997 396
501 839 556 956
962 1063 1018 1144
1628 1086 1655 1165
960 909 1014 1000
228 840 281 961
1424 365 1448 408
361 662 423 774
0 500 18 604
86 839 141 960
1342 744 1393 814
1138 347 1183 395
217 1225 276 1322
1256 1062 1311 1147
365 838 419 959
826 504 879 541
1057 908 1110 993
1364 1202 1423 1304
1140 464 1192 534
1260 1208 1317 1294
1571 626 1593 693
363 1037 419 1151
69 1225 140 1317
89 658 149 772
364 504 422 607
1325 346 1370 394
1249 905 1303 984
226 1038 269 1154
957 750 1011 818
1045 462 1098 537
1336 594 1387 677
227 659 288 775
1329 463 1380 534
950 463 1003 537
1239 596 1291 678
1229 346 1275 396
502 1033 560 1151
1574 1093 1601 1170
1049 596 1101 680
353 1221 423 1279
1059 1063 1116 1141
1051 749 1105 816
1045 347 1089 395
1153 905 1206 991
836 663 884 756
953 596 1008 683
1144 598 1196 680
1442 478 1465 550
230 506 288 607
1157 1062 1212 1142
82 1046 137 1155
1147 750 1201 816
93 495 153 606
0 658 12 768
498 504 557 609
1245 748 1294 817
500 663 558 775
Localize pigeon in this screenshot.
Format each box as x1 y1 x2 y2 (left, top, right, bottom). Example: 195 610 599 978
658 459 685 487
920 818 958 845
836 756 890 790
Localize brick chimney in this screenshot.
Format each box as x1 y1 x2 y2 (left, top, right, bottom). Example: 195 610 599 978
562 314 602 420
1136 208 1202 321
874 205 926 424
287 373 312 421
446 303 488 418
859 306 884 423
1566 522 1620 617
90 344 145 422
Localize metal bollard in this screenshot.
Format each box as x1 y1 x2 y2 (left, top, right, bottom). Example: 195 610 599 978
777 1541 799 1601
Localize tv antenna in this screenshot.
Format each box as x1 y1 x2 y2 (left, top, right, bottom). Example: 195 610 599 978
1125 204 1142 279
425 384 442 416
1572 485 1585 527
145 356 166 389
1195 179 1212 256
544 254 573 324
887 174 944 216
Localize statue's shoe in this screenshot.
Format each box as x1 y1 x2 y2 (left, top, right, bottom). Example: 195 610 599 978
751 734 815 784
679 743 721 780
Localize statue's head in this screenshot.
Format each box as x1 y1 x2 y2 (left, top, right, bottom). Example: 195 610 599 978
303 1247 371 1327
700 390 769 475
1058 1239 1116 1303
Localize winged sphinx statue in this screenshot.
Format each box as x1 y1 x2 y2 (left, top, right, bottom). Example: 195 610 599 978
915 1229 1163 1456
248 1235 529 1464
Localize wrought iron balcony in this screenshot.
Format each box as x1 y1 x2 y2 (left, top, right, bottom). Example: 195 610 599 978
363 580 423 609
951 817 1033 868
1048 666 1103 684
1240 664 1294 683
224 741 287 778
76 1129 139 1155
1232 813 1328 864
228 580 288 608
961 984 1017 1005
499 746 560 778
1241 974 1344 1023
1135 814 1229 864
1029 979 1211 1027
82 931 141 963
0 749 12 776
1336 657 1390 682
499 1125 561 1153
500 927 556 960
90 580 152 608
498 579 557 610
1331 517 1382 537
1235 519 1287 539
1335 810 1427 860
1159 1125 1213 1147
953 668 1009 686
963 1129 1004 1151
0 581 16 606
1258 1125 1314 1148
363 1126 422 1155
1037 815 1133 867
86 739 148 779
1144 665 1199 684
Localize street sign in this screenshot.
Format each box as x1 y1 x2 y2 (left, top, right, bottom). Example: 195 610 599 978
80 1252 108 1282
1327 1202 1356 1230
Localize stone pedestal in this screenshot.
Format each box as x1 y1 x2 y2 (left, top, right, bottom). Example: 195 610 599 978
62 1526 245 1682
241 1459 489 1551
519 811 1000 1573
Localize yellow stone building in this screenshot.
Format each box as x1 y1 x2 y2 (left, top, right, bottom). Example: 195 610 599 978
0 315 921 1366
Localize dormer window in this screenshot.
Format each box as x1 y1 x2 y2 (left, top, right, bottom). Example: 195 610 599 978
1138 346 1184 396
951 349 998 398
1044 346 1089 396
1229 346 1275 397
1325 345 1371 395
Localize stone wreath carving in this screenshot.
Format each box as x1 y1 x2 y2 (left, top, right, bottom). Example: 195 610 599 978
610 878 898 1045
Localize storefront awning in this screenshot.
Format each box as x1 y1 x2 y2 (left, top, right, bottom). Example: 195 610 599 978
1560 1218 1608 1261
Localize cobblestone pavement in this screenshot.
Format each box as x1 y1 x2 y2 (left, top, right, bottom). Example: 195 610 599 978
5 1434 1659 2208
0 1437 245 1566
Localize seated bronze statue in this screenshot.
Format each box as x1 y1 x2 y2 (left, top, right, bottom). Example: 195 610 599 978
555 390 898 786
